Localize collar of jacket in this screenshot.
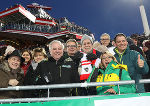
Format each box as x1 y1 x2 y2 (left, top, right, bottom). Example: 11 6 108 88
114 46 130 55
111 63 128 71
113 46 130 64
48 56 65 63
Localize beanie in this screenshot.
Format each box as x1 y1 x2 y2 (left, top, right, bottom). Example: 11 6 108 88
81 35 93 44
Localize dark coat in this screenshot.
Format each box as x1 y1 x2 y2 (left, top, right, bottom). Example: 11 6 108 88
143 50 150 92
0 61 24 99
33 56 80 97
23 62 38 98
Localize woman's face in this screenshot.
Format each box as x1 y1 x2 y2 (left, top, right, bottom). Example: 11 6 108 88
34 52 45 63
81 39 93 53
101 54 113 68
8 56 21 70
22 51 31 63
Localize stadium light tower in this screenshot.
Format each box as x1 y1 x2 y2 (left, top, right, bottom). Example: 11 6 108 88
139 0 150 36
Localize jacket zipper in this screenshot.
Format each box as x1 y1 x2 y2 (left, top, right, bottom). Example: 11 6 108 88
60 66 61 77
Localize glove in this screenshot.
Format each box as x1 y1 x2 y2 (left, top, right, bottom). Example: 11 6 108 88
86 53 97 61
72 51 83 61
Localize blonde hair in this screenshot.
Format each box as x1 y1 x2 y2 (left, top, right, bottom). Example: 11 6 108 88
32 48 47 59
100 51 117 62
99 51 118 69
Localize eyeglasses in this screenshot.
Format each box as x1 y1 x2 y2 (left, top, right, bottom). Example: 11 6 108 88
101 39 110 41
67 45 77 48
101 56 112 60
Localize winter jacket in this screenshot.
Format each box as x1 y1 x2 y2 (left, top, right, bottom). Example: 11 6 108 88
0 61 24 99
114 46 149 93
21 61 31 76
23 61 39 98
88 60 136 95
143 50 150 92
33 56 80 97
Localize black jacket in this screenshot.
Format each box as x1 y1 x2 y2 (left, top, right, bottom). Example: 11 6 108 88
33 56 80 97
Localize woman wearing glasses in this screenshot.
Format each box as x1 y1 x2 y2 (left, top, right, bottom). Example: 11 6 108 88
87 51 136 95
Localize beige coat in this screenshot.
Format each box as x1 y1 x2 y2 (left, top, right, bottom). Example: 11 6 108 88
0 61 24 99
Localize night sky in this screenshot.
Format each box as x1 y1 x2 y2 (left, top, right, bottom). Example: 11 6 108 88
1 0 150 41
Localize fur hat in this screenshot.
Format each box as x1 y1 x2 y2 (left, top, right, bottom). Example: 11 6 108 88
81 35 93 44
93 41 108 53
5 50 25 63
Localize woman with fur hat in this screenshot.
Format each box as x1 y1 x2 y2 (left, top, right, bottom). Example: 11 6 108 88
0 50 24 99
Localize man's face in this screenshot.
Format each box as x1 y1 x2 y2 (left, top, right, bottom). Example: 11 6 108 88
131 38 138 46
115 36 128 53
8 56 21 70
50 42 63 61
66 41 77 56
82 39 93 53
100 35 110 47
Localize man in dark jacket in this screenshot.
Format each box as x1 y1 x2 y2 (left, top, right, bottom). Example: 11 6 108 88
33 40 80 97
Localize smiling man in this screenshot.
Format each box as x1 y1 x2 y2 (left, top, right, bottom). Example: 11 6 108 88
113 33 149 93
66 39 78 56
32 40 80 97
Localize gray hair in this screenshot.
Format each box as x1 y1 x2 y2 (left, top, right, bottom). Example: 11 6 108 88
49 40 64 51
100 33 110 40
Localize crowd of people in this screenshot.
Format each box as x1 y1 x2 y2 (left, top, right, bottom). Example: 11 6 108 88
0 33 149 99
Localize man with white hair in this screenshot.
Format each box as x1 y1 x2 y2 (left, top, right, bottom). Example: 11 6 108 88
33 40 80 97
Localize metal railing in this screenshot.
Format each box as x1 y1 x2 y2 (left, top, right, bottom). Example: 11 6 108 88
0 79 150 103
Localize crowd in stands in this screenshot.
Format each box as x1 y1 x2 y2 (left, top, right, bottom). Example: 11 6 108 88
1 17 92 37
0 33 149 99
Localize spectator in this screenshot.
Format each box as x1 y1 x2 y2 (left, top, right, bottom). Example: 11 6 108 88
65 39 78 57
100 33 111 47
21 49 32 76
77 41 82 51
32 40 80 97
130 34 139 46
80 35 101 81
100 33 115 54
64 39 83 68
127 37 145 57
81 35 101 57
24 48 48 98
79 35 102 95
87 51 136 95
113 33 149 93
0 50 24 99
142 40 150 92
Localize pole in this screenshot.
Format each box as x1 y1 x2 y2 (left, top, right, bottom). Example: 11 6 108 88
139 0 150 36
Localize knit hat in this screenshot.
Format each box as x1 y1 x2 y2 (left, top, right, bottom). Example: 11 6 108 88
81 35 93 44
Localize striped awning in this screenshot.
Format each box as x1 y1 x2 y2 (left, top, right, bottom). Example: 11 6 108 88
0 5 36 23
